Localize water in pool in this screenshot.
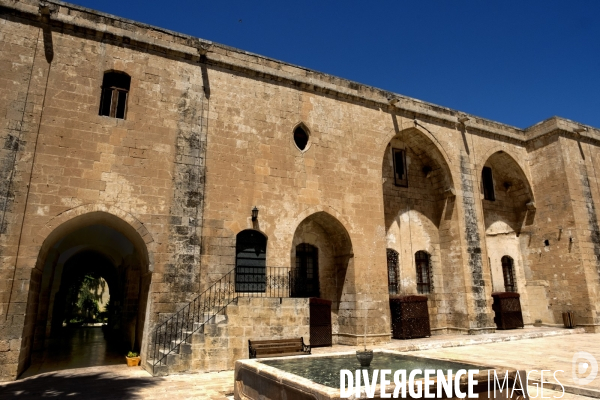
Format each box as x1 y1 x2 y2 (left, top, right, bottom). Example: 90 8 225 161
260 353 487 389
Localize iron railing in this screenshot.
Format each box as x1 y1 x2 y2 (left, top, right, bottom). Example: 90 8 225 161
151 266 311 373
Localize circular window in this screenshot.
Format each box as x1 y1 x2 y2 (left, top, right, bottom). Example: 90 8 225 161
293 126 309 151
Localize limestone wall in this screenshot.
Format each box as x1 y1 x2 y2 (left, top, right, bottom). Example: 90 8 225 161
1 0 600 382
0 1 208 379
189 298 310 372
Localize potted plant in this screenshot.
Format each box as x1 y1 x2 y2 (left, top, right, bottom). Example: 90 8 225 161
126 351 140 367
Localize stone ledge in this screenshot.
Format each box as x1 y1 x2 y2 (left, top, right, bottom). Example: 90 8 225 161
389 327 586 353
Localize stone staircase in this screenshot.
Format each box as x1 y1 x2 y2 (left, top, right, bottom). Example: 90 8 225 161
144 297 310 376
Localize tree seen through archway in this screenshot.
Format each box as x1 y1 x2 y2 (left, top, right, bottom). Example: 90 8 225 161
63 272 109 326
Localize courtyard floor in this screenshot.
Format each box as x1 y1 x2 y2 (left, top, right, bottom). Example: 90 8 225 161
1 327 599 399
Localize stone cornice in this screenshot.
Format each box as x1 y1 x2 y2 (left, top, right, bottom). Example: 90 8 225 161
2 0 599 145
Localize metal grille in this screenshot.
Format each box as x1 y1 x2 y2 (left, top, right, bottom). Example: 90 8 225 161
387 249 399 295
492 292 524 330
415 251 432 294
235 230 267 292
309 298 332 347
501 256 516 292
291 244 320 298
152 266 302 374
389 295 431 339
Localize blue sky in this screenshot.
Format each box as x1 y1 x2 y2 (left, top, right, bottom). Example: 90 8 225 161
71 0 600 129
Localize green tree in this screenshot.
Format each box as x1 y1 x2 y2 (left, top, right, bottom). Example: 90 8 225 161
64 273 107 324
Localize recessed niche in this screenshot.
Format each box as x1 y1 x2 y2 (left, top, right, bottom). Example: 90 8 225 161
293 125 309 151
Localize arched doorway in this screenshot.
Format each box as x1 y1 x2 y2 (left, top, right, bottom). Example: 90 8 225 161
290 211 353 343
25 212 151 375
292 243 319 298
235 229 267 293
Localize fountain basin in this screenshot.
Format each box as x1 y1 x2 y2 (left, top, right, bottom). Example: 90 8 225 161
234 350 525 400
356 349 374 367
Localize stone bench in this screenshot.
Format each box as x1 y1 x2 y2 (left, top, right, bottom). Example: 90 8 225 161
248 337 311 359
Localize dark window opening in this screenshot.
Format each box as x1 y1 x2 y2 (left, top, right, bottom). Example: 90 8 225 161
392 148 408 187
415 251 432 294
235 230 267 293
292 243 319 297
501 256 516 292
482 166 495 201
294 126 309 151
99 71 131 119
387 249 399 295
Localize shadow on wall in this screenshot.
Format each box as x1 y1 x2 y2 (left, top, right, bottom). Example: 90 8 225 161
0 372 160 399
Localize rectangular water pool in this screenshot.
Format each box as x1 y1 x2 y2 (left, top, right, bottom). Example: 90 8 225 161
260 352 490 389
234 350 524 400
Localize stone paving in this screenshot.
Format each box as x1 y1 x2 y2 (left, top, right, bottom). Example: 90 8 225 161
410 333 600 397
20 327 123 379
0 365 235 400
2 327 599 399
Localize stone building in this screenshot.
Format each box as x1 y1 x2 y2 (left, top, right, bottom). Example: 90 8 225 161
1 0 599 381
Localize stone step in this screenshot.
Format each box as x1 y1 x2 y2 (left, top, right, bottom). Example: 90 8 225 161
199 313 227 325
145 359 169 376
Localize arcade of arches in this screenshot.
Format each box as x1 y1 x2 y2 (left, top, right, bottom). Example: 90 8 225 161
381 129 539 334
3 1 600 381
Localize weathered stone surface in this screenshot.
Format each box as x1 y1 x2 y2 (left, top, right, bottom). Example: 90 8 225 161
0 0 599 382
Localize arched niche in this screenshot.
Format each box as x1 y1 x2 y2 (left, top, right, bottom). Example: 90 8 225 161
381 126 463 333
290 211 353 341
481 151 534 323
381 127 455 234
481 150 535 234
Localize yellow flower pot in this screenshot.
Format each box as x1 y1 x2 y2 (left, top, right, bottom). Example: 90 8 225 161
126 356 140 367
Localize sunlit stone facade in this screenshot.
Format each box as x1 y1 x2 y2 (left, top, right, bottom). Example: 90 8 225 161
1 0 599 381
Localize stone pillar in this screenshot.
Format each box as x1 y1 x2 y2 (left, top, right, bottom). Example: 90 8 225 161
454 152 495 333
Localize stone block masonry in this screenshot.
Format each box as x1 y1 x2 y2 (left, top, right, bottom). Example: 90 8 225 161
0 0 600 381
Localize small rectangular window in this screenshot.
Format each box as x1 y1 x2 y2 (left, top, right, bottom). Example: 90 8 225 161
392 148 408 187
482 166 495 201
415 250 432 294
99 71 130 120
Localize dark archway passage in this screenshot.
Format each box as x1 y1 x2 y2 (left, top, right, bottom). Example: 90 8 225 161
22 213 151 377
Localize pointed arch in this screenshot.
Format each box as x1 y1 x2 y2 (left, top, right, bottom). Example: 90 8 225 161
478 147 535 204
35 204 153 272
292 121 312 152
379 124 455 191
23 206 154 374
